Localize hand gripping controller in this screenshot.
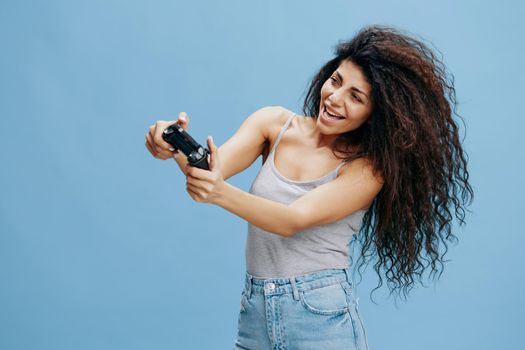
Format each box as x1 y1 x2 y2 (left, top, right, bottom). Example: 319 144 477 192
162 124 210 170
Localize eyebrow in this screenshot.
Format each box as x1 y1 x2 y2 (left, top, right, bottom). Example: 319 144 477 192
334 71 369 100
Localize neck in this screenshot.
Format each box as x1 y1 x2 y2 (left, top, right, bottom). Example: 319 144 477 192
308 117 341 150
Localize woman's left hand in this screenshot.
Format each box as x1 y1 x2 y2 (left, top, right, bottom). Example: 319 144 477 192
185 135 225 205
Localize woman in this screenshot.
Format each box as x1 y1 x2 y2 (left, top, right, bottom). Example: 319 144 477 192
145 24 474 350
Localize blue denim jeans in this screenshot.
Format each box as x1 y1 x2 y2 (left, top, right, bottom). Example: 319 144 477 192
233 268 369 350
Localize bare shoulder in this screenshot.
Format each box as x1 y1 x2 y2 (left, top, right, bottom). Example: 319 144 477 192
252 105 289 140
340 157 385 186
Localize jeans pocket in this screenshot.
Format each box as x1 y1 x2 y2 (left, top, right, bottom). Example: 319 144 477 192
343 285 369 350
239 289 248 313
299 281 350 316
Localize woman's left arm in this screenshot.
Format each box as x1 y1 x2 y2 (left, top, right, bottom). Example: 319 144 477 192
213 182 300 236
184 136 300 237
185 136 384 237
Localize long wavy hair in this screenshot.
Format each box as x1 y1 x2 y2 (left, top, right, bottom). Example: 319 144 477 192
302 24 474 301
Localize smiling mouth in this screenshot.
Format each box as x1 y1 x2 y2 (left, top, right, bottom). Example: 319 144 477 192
323 105 345 120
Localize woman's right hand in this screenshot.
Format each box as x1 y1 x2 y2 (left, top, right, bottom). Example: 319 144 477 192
145 112 190 160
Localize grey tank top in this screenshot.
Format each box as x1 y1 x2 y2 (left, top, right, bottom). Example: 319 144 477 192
246 110 367 278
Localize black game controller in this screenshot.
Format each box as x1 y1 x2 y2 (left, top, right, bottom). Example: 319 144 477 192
162 123 210 170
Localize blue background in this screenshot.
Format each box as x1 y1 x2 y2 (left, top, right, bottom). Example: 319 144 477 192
1 0 523 349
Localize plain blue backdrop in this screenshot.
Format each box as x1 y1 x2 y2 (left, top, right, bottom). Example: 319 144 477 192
1 0 523 349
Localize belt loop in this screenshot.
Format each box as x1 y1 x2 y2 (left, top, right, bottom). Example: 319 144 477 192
289 276 300 301
343 267 353 287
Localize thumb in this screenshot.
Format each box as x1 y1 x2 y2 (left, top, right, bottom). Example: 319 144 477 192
207 135 219 171
177 112 190 129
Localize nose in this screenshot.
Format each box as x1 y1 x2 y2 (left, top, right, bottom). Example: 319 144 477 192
327 90 344 108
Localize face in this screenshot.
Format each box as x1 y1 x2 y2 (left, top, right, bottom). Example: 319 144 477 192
317 60 373 133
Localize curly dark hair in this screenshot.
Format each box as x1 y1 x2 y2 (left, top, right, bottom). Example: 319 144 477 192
301 24 474 301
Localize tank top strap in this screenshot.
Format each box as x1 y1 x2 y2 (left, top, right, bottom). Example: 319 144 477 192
270 111 296 155
333 159 349 177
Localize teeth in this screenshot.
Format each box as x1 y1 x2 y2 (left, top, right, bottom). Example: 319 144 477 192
324 107 344 119
325 106 344 119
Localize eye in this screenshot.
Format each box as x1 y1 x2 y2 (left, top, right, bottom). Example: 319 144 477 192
329 77 363 103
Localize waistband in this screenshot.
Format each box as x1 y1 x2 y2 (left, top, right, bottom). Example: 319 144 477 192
243 268 354 301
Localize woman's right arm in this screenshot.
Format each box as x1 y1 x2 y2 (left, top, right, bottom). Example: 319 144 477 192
216 105 283 180
145 106 283 180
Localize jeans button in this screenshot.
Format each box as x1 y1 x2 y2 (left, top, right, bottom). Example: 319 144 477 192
267 282 275 290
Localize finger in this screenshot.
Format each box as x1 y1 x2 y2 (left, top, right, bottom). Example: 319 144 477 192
186 183 210 202
172 149 182 159
177 112 189 128
186 182 205 194
207 135 218 171
154 121 181 158
146 133 172 160
156 147 174 159
186 165 211 180
186 186 201 202
154 121 176 152
145 133 160 158
148 125 158 153
186 176 210 192
145 140 158 158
